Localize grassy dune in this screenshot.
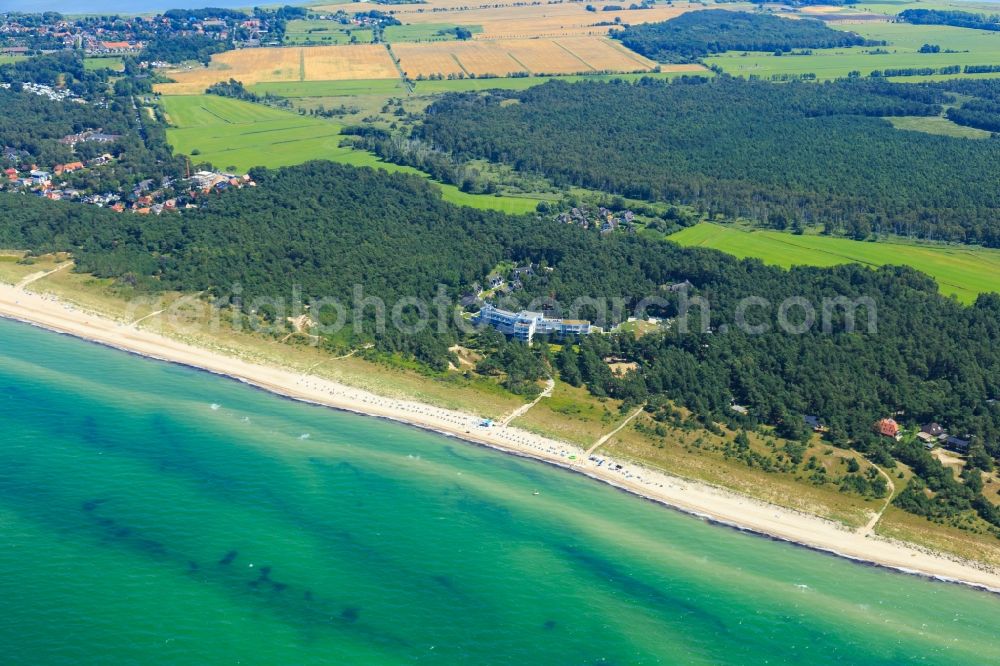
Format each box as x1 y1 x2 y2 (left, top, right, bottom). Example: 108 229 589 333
668 223 1000 303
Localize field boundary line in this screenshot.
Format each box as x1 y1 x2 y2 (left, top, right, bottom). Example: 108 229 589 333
502 50 529 74
450 53 472 77
601 37 656 68
384 44 413 93
551 39 596 72
506 51 533 75
198 104 234 124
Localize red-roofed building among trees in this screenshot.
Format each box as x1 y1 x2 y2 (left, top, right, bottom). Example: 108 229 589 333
874 418 900 439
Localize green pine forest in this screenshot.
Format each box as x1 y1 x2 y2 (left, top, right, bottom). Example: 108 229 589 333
416 77 1000 246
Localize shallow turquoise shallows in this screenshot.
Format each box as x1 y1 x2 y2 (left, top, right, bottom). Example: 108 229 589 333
1 317 998 665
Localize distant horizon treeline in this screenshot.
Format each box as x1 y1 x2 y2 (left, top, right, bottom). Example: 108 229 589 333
899 8 1000 31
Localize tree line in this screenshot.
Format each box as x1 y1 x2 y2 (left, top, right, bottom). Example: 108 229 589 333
899 9 1000 31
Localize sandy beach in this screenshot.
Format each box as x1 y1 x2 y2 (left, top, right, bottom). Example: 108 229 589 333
2 279 1000 593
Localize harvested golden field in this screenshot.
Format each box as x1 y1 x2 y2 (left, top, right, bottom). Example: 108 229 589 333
307 44 399 79
156 45 398 95
410 4 699 39
556 36 657 70
394 37 656 78
319 1 704 40
391 44 468 78
799 5 849 14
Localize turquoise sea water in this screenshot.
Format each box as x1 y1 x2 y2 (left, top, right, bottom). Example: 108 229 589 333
1 316 999 665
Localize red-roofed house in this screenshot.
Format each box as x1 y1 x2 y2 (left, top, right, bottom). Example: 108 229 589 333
99 41 141 53
54 161 84 176
874 418 900 439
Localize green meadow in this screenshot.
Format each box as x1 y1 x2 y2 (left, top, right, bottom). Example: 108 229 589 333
855 0 1000 15
159 94 539 213
250 78 406 98
84 56 125 72
887 114 991 138
383 24 483 42
0 55 25 65
283 19 372 45
706 22 1000 81
412 70 708 94
668 223 1000 303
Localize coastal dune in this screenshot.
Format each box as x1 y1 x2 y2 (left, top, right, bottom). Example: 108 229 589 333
2 280 999 593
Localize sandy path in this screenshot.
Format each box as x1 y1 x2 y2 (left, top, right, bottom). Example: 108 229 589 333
586 404 645 457
499 376 554 426
860 464 897 536
1 280 999 593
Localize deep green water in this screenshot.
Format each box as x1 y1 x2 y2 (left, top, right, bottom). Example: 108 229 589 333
1 317 999 665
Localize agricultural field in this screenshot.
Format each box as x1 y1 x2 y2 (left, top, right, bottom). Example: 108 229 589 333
410 67 709 93
159 95 348 171
250 78 406 98
383 24 483 43
853 0 1000 15
334 1 710 40
284 19 372 45
668 223 1000 303
158 94 540 213
155 45 399 95
0 55 25 65
83 56 124 71
707 21 1000 81
393 36 657 78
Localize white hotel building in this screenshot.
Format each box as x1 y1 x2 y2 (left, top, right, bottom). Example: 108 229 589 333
474 304 592 343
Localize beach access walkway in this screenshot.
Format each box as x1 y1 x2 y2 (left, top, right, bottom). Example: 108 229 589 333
859 463 897 536
499 377 555 427
15 260 72 290
585 404 645 457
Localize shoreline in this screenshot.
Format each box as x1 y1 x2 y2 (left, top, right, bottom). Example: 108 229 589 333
2 281 1000 594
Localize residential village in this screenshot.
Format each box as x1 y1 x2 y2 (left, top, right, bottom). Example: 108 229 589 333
2 157 255 214
0 10 286 56
557 204 638 234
